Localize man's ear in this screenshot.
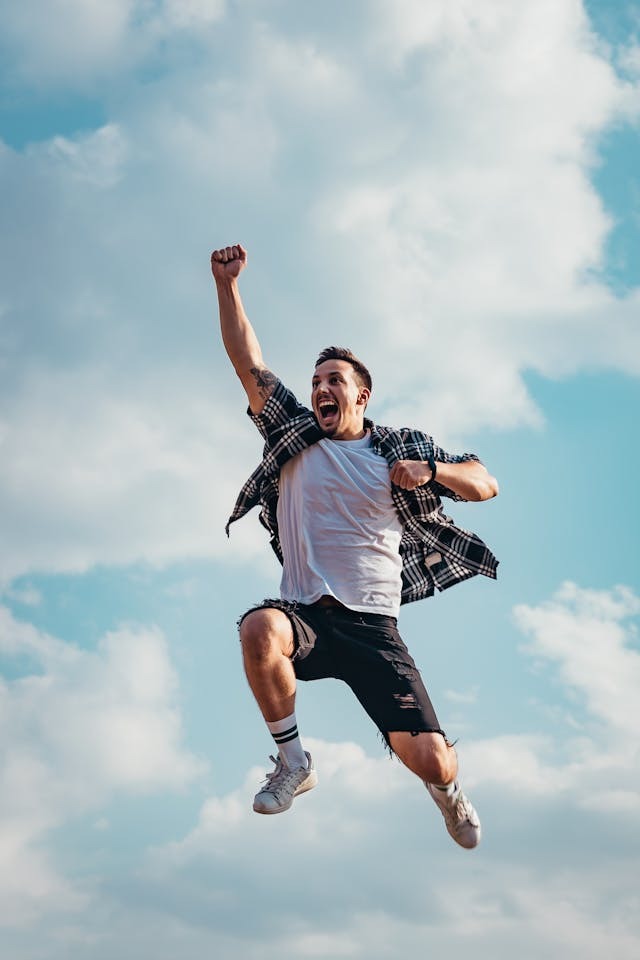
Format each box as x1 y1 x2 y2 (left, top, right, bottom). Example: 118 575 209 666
357 388 371 407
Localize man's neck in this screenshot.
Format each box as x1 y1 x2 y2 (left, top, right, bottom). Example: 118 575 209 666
334 426 368 441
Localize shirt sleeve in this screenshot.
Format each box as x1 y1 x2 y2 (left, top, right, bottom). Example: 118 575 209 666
431 442 481 501
247 379 313 444
374 425 482 503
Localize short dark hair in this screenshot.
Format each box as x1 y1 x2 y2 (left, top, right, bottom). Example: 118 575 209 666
314 346 372 392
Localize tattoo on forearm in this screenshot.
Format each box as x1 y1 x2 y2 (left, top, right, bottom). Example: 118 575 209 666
249 366 277 398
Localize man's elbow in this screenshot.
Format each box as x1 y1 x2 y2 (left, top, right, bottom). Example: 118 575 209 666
470 474 499 501
481 475 499 500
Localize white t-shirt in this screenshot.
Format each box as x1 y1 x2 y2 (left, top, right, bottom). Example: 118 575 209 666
277 432 403 616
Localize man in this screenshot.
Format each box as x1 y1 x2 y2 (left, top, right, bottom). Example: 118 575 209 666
212 243 499 849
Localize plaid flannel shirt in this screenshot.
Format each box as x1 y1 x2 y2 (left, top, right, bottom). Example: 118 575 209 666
226 379 498 604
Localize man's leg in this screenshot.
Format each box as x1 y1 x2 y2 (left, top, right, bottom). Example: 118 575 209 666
239 607 317 814
389 731 481 849
329 608 480 847
239 607 297 721
387 730 457 785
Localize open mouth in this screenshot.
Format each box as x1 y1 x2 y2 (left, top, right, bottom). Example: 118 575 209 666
317 400 339 423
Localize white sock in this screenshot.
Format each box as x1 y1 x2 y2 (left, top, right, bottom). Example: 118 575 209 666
266 712 307 770
430 780 459 797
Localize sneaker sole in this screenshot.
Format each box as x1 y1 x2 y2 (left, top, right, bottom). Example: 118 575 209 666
253 770 318 815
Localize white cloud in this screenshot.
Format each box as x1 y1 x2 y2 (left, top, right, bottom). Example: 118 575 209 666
98 729 639 960
252 22 358 109
1 3 640 956
2 582 640 953
0 827 88 928
38 125 128 189
0 0 138 84
112 581 640 953
157 738 407 869
160 0 225 31
514 581 640 736
451 582 640 818
0 364 267 581
0 0 639 573
310 0 640 433
0 0 226 86
0 605 203 922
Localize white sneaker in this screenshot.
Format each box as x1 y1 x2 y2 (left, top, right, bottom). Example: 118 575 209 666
426 781 481 849
253 752 318 815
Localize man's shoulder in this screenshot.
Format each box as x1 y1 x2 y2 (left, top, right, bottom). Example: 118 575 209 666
248 377 321 452
249 378 314 426
372 423 433 445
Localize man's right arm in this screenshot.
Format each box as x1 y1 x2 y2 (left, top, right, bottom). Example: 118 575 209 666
211 244 277 415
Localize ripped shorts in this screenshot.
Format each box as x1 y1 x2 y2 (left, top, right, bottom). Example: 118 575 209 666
239 598 445 746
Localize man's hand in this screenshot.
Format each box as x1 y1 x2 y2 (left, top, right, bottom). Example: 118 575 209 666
389 460 434 490
211 244 247 283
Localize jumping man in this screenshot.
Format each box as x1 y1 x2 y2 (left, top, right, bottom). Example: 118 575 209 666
212 243 499 849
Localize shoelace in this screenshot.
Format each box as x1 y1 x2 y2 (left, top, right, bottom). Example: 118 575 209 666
444 791 476 827
262 755 283 784
260 756 305 797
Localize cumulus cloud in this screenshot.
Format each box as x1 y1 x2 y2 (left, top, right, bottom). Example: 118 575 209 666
38 125 128 189
0 363 268 582
0 606 203 923
0 0 139 85
0 0 226 87
2 3 640 956
456 582 640 816
27 859 640 960
160 0 226 31
515 583 640 740
515 581 640 736
71 580 636 959
311 0 640 433
2 581 639 953
92 727 638 960
0 0 639 577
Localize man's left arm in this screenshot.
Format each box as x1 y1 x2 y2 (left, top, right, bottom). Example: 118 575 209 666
389 457 499 501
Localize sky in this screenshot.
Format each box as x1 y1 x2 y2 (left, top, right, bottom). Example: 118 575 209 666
1 1 639 958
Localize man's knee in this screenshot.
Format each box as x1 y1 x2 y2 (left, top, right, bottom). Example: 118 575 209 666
389 731 457 784
239 608 295 660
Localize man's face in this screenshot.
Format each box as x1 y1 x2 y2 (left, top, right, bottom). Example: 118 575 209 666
311 359 370 440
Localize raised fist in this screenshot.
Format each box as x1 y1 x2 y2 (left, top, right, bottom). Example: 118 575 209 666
211 244 247 282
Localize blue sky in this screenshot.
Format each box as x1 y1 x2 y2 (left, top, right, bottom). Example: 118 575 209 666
1 1 639 958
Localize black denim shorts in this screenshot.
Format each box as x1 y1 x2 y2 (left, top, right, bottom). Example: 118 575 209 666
239 599 445 745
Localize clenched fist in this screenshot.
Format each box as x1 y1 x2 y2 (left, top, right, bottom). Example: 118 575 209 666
389 459 435 490
211 244 247 282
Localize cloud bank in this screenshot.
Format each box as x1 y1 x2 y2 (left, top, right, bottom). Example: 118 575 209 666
0 606 203 925
4 581 637 957
1 1 639 580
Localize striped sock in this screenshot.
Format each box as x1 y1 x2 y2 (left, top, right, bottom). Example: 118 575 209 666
266 712 307 770
430 780 459 797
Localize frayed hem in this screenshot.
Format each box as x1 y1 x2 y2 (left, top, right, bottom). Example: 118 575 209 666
379 728 451 759
236 598 299 631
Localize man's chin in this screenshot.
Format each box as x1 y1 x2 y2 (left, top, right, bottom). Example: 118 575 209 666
320 424 337 437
